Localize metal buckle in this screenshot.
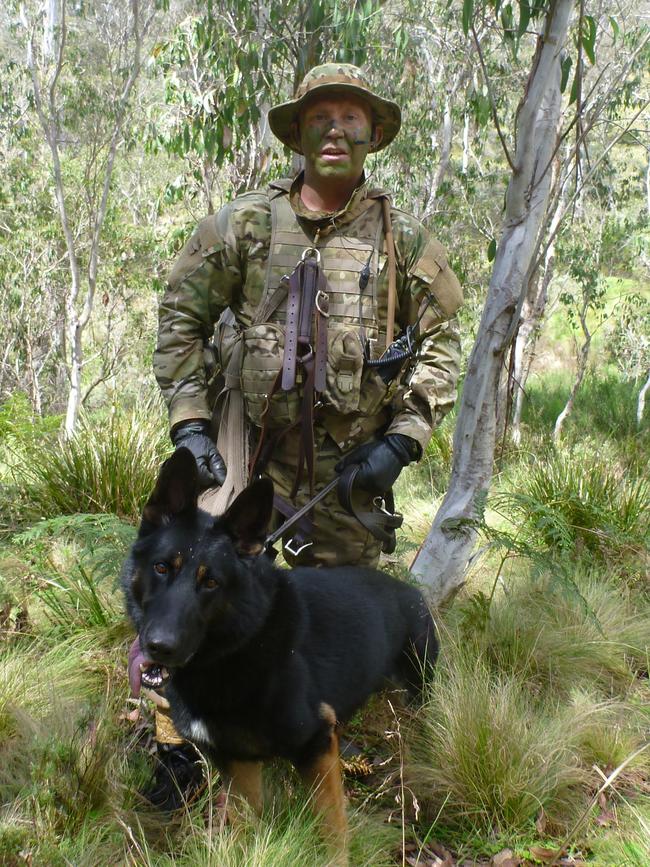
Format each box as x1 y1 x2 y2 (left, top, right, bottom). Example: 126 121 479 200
315 289 329 317
300 247 321 263
284 537 313 557
373 496 394 517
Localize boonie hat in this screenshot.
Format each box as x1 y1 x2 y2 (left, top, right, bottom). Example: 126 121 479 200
268 63 401 154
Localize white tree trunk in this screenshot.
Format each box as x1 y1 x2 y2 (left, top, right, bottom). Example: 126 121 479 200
637 369 650 427
22 0 155 437
410 0 574 605
553 312 591 441
43 0 61 61
510 168 567 444
462 112 470 174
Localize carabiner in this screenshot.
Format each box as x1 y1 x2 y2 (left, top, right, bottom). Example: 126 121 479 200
300 247 321 263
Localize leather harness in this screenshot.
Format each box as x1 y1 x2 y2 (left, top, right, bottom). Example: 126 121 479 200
214 180 403 554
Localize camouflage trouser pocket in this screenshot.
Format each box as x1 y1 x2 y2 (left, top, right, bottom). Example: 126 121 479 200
241 323 300 428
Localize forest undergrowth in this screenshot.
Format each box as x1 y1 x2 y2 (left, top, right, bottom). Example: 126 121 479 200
0 372 648 866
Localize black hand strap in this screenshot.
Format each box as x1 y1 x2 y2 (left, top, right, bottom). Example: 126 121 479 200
336 465 403 553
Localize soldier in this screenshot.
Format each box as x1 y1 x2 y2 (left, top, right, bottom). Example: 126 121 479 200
143 62 463 806
154 62 462 568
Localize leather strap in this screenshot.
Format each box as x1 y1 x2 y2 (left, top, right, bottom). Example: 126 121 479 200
381 196 397 348
336 464 403 554
314 269 329 393
282 265 302 391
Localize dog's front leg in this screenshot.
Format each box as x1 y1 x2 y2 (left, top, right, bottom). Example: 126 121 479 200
220 760 264 820
297 704 348 867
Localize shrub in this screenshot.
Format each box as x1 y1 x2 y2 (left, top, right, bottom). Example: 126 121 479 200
494 449 649 568
15 403 169 523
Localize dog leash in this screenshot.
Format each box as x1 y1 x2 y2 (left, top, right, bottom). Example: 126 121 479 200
263 476 340 556
262 467 404 557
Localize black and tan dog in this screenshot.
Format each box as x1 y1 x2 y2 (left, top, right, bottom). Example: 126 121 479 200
122 448 437 864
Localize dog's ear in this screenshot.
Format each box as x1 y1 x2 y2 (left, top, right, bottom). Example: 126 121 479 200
219 477 274 556
141 448 199 529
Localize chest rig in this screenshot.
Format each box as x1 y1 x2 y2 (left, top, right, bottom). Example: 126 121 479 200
249 184 393 496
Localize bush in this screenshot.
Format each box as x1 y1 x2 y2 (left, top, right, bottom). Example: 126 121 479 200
15 403 170 523
495 449 649 569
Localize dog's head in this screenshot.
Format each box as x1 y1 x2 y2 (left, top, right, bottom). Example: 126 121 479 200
122 448 275 682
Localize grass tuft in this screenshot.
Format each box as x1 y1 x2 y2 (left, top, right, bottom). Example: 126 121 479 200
13 402 169 523
456 569 650 696
409 653 592 835
495 448 649 571
0 636 109 740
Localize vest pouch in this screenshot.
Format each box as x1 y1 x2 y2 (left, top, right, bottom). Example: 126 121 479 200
240 323 300 428
358 364 401 416
325 323 364 414
214 308 240 373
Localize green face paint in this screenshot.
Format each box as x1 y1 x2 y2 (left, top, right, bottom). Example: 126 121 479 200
298 95 376 186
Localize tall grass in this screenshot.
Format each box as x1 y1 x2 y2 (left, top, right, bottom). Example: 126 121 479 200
522 370 648 444
588 798 650 866
14 403 169 522
408 559 650 841
459 569 650 695
409 656 590 835
0 636 107 740
494 449 649 570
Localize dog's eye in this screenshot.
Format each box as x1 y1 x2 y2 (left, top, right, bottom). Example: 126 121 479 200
204 577 218 590
153 562 168 575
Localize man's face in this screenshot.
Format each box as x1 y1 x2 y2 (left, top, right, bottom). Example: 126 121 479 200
297 94 381 185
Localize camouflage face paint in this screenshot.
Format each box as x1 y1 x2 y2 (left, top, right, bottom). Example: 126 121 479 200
298 95 375 185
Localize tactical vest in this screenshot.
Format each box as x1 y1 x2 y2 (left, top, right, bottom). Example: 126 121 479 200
238 183 400 431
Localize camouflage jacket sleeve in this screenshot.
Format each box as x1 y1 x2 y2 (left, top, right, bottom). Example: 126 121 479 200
384 213 463 453
153 206 242 430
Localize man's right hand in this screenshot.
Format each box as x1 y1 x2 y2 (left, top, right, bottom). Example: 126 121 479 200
171 420 227 488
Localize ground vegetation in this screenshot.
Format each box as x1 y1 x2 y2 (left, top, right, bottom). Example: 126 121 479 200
0 0 648 863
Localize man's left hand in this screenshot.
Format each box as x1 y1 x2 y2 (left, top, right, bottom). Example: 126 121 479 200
335 434 421 495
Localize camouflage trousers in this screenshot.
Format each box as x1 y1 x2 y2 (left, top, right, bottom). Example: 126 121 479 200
262 424 382 569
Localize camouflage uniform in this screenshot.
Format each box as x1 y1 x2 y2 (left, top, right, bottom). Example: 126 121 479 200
154 175 462 567
154 65 463 569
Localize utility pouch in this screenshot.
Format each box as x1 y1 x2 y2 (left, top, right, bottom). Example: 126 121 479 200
214 308 240 376
240 323 300 428
325 323 364 414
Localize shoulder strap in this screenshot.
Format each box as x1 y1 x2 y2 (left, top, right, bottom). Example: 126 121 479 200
254 190 312 326
379 195 398 347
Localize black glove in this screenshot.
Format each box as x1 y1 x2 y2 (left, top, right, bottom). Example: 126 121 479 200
171 420 227 488
335 434 421 495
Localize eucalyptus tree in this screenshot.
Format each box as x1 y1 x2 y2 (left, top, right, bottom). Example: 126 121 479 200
510 8 650 444
410 0 649 602
146 0 382 216
16 0 159 435
410 0 576 602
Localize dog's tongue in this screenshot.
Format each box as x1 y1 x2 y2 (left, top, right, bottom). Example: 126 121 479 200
127 636 150 698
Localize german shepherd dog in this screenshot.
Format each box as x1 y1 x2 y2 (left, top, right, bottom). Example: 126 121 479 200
122 448 437 865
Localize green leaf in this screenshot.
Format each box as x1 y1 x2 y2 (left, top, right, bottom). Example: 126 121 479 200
487 238 497 261
517 0 531 37
560 54 572 93
609 16 619 42
462 0 474 37
581 15 597 65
